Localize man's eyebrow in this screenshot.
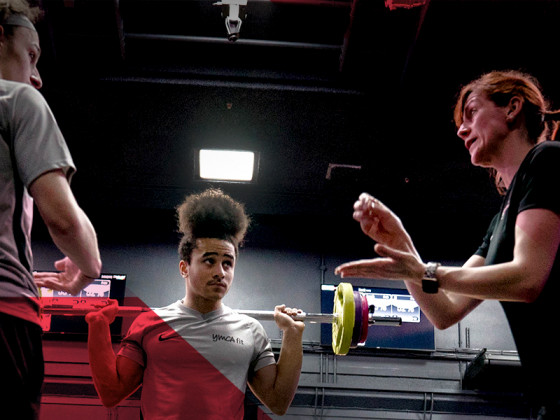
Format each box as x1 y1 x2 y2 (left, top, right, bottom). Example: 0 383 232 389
32 43 41 55
202 251 235 259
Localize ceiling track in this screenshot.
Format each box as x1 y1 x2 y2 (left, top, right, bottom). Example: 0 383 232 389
124 33 342 51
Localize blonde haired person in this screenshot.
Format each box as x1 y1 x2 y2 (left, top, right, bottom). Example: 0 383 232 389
0 1 102 419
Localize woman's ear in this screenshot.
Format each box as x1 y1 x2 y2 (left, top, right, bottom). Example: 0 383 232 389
179 260 188 278
506 95 524 123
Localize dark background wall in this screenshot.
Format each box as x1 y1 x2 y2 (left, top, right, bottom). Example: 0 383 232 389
31 0 556 417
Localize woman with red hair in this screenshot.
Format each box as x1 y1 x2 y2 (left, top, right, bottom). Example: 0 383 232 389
336 70 560 419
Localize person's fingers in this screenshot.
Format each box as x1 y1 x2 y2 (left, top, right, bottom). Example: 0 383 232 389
335 259 375 276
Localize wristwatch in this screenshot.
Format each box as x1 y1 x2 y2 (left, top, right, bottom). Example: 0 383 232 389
422 262 441 294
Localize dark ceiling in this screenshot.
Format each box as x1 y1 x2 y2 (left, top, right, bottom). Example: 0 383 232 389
32 0 560 260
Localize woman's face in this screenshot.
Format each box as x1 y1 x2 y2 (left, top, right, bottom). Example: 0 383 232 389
0 26 42 89
456 92 511 168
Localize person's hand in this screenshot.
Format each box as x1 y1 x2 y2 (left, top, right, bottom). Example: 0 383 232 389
335 243 424 284
34 257 95 295
274 305 305 333
85 298 119 326
352 193 414 253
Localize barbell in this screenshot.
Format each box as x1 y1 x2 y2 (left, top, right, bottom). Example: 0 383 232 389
40 282 401 356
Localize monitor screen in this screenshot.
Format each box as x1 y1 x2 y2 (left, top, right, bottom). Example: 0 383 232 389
321 284 435 352
39 273 127 340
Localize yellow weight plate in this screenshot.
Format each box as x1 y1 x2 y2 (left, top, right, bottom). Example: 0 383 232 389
332 282 355 355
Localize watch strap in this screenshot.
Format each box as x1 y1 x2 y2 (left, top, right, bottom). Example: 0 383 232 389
422 262 441 294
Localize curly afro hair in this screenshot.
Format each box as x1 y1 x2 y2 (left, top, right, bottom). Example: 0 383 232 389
177 188 250 261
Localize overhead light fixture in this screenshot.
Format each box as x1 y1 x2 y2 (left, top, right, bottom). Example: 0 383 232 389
213 0 248 42
197 149 258 182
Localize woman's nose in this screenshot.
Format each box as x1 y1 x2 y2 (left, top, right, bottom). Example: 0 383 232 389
457 124 469 138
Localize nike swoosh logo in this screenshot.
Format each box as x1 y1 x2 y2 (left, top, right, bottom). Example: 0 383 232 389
158 332 180 341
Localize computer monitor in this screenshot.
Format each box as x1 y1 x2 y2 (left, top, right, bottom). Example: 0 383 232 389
39 273 127 340
321 284 435 352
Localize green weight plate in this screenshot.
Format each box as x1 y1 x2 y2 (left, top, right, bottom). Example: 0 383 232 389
332 282 355 355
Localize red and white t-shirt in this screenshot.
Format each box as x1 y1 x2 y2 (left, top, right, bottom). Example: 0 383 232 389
118 301 275 420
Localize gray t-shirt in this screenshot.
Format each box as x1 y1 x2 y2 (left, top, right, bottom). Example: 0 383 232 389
0 80 75 323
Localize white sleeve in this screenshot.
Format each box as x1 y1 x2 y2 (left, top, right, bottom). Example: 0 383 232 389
250 320 276 373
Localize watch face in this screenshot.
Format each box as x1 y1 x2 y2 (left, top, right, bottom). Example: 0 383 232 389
422 279 438 294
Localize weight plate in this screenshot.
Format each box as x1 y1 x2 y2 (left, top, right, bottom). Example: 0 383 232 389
360 294 369 345
351 291 362 348
332 282 355 355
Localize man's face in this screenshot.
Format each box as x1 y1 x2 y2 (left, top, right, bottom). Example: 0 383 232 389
0 25 42 88
181 238 236 306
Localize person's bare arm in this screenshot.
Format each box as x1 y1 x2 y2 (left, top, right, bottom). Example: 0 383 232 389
337 208 560 329
30 169 101 294
402 254 485 329
248 306 304 415
85 302 144 407
437 208 560 302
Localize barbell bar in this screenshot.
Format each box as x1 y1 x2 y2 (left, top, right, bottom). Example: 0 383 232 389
40 283 402 356
234 309 401 326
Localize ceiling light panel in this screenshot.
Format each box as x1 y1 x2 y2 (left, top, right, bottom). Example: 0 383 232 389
198 149 256 182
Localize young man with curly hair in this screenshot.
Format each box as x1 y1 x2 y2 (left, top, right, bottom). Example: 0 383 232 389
86 189 304 419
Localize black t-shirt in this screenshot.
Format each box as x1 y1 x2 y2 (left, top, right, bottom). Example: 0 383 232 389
476 141 560 404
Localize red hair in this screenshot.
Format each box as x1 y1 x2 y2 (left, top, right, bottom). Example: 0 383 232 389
454 70 560 194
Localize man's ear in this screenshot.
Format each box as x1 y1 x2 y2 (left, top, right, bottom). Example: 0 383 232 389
179 260 189 278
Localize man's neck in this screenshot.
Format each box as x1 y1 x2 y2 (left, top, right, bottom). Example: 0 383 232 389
181 295 221 314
